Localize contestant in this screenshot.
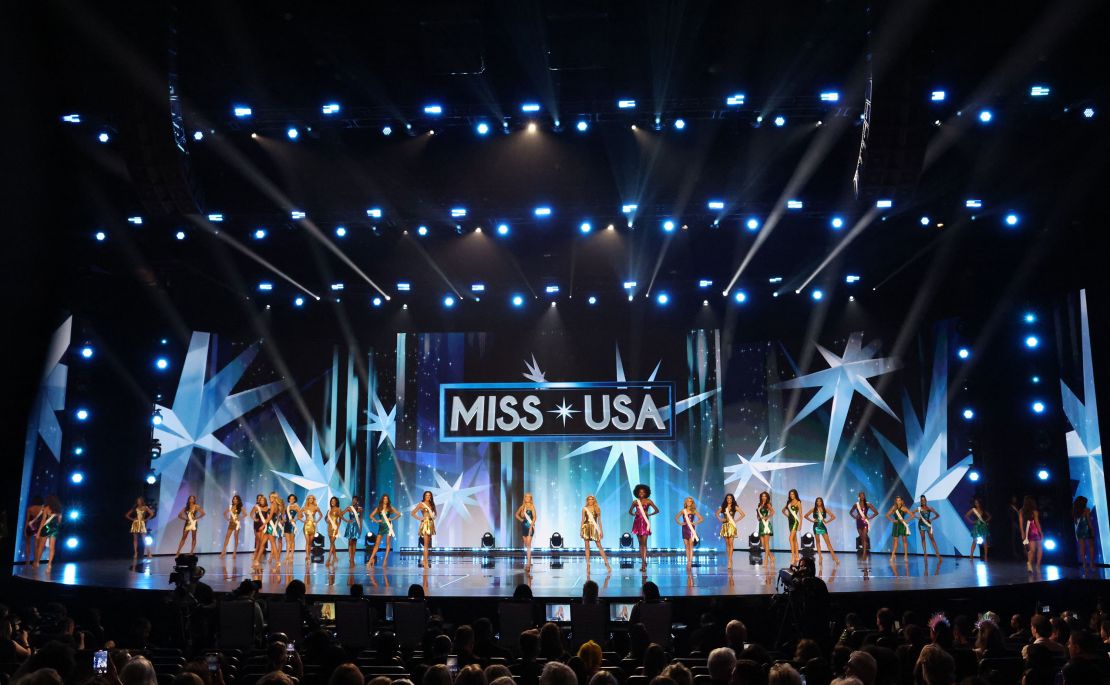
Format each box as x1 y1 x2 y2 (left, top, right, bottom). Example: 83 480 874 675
782 489 803 563
175 495 205 555
343 496 363 567
268 498 286 564
580 495 611 572
299 495 321 563
850 491 879 559
32 496 62 567
914 495 941 559
804 497 839 564
284 494 301 562
219 495 245 557
628 484 659 572
886 496 914 562
126 497 155 559
368 494 401 568
716 494 746 570
250 494 270 564
1073 496 1096 572
515 493 538 570
411 491 437 569
23 495 44 563
325 496 343 565
964 497 992 562
756 491 774 566
1019 495 1044 572
675 497 705 568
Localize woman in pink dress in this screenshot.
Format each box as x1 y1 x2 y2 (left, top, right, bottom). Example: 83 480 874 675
1019 495 1044 572
627 484 659 572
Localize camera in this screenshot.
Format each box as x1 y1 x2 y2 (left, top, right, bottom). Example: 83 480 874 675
169 554 205 587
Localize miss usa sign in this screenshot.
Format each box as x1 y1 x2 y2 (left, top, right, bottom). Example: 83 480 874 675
439 382 675 442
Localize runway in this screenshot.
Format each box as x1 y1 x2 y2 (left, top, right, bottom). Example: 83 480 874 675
10 550 1099 599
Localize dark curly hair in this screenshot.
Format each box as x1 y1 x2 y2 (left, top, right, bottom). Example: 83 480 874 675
633 484 651 498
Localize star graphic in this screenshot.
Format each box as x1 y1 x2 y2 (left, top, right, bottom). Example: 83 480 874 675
563 344 719 491
418 469 490 523
723 438 815 493
271 406 352 507
32 316 72 461
775 332 901 480
548 398 579 426
523 355 546 383
150 332 288 541
364 393 397 448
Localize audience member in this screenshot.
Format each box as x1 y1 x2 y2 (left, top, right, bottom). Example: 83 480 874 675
1023 615 1067 658
729 659 767 685
538 662 576 685
423 664 452 685
455 625 480 667
844 650 877 685
539 622 568 663
707 647 737 684
588 671 618 685
455 664 488 685
577 640 603 679
725 619 748 655
913 644 955 685
119 656 157 685
661 662 692 685
328 663 364 685
767 663 802 685
582 581 599 604
474 618 511 661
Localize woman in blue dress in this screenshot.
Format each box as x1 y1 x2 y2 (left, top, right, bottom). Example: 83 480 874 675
804 497 839 564
1074 496 1096 572
515 493 539 570
963 497 992 562
914 495 942 560
367 494 401 569
343 496 363 567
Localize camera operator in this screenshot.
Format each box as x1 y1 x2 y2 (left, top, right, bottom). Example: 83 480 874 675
778 558 832 649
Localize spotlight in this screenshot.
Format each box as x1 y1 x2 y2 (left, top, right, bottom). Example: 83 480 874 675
663 219 675 232
819 91 840 102
382 125 393 136
800 533 816 559
291 210 306 220
773 116 786 127
79 346 94 359
617 99 636 109
957 348 970 359
68 510 79 521
748 533 763 565
372 296 382 307
94 231 107 242
423 104 443 115
576 120 589 132
968 470 980 482
443 296 456 308
322 102 341 115
930 90 947 102
70 471 84 484
1004 213 1020 227
1037 469 1050 481
1029 85 1051 97
61 113 82 123
587 296 597 305
876 199 893 208
965 199 982 209
978 110 993 123
253 228 267 240
257 282 274 292
155 357 170 370
845 275 861 284
787 200 804 210
151 410 163 426
286 127 299 140
579 222 592 234
1024 312 1037 323
1043 538 1057 551
73 446 84 455
175 230 186 240
1025 335 1040 349
511 294 524 307
1032 376 1040 384
232 106 252 118
550 532 564 549
75 409 89 421
811 289 824 301
417 225 429 237
707 200 725 210
65 537 79 550
527 122 537 133
733 291 748 304
656 292 670 305
619 533 633 548
476 122 490 136
366 207 383 219
830 216 844 229
450 207 467 218
521 103 541 113
673 118 686 130
97 132 110 143
920 216 931 226
397 282 411 292
726 93 746 106
1083 107 1095 119
1032 401 1046 414
963 408 975 420
746 218 760 231
334 226 347 238
534 206 552 217
496 223 509 236
143 535 154 546
293 296 304 307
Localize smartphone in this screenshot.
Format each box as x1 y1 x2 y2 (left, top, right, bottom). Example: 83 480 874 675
93 650 108 675
206 654 219 672
286 642 295 654
1041 605 1051 614
446 656 459 675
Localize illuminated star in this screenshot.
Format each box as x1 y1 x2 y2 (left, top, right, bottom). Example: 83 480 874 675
419 470 489 523
775 332 900 480
723 438 814 493
364 393 397 448
30 316 71 461
523 355 546 383
549 398 579 426
271 406 351 507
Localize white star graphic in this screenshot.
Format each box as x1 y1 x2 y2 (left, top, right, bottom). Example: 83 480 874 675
723 438 815 493
271 406 352 507
364 393 397 448
418 470 489 523
548 398 579 426
523 355 546 383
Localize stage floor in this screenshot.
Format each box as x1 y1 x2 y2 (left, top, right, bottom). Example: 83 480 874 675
11 551 1101 599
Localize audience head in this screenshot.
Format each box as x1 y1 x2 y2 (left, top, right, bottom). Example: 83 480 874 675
367 677 392 685
914 644 954 685
422 665 452 685
473 618 495 644
588 671 618 685
1068 629 1102 658
577 640 603 673
519 629 540 660
15 670 63 685
171 674 204 685
490 679 515 685
707 647 737 682
729 660 767 685
539 662 577 685
328 664 364 685
767 663 802 685
350 584 365 598
793 639 821 664
641 581 661 602
875 608 894 632
661 663 692 685
649 678 677 685
725 619 748 650
539 622 564 659
844 651 877 685
582 580 599 603
373 630 399 659
975 620 1005 654
484 665 512 683
432 634 452 658
1031 614 1052 639
739 644 770 667
454 664 487 685
643 643 667 678
454 625 475 653
120 657 157 685
266 641 288 669
512 584 534 601
407 584 426 600
284 580 307 601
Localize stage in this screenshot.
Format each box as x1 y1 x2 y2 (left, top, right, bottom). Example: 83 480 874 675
10 551 1099 599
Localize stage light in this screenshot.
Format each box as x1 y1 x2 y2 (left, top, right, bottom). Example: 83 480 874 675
811 289 824 301
97 131 110 143
579 221 592 234
451 207 467 218
142 534 154 547
674 118 686 130
334 226 347 238
663 219 675 232
371 296 383 307
957 347 970 359
621 203 638 214
1032 375 1040 384
443 295 456 308
748 533 763 565
291 210 306 220
1032 401 1046 414
1037 468 1050 481
321 102 341 115
1043 538 1057 551
549 532 564 549
519 101 542 113
330 283 344 291
476 122 490 136
151 411 163 426
587 296 597 305
469 284 485 294
1025 335 1040 349
94 231 107 242
544 285 560 295
257 282 273 292
252 228 267 240
70 471 84 484
68 509 79 522
175 230 186 240
698 279 713 288
534 206 552 217
978 110 993 123
576 120 589 132
733 291 748 304
963 408 975 420
73 446 84 456
1030 85 1050 97
746 218 760 231
128 216 143 225
423 104 443 115
617 99 636 109
876 199 893 208
707 200 725 211
65 537 79 550
968 470 980 482
965 199 982 209
511 294 524 307
286 127 299 140
1004 213 1019 227
397 282 411 292
232 105 252 118
413 225 428 238
294 296 304 307
493 223 509 237
1024 312 1037 323
656 292 670 305
382 125 393 136
653 115 662 130
844 275 861 284
786 199 803 210
77 345 93 360
366 207 383 219
155 357 170 371
1083 107 1095 119
75 408 89 421
146 471 158 486
62 113 82 123
773 115 786 127
920 216 931 226
930 90 947 102
525 122 537 133
819 91 839 102
623 281 638 290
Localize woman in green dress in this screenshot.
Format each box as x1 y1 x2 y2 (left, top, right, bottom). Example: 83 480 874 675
1074 496 1096 572
367 494 401 568
964 497 992 562
885 496 913 562
804 497 839 564
914 495 942 560
781 489 804 564
756 491 774 566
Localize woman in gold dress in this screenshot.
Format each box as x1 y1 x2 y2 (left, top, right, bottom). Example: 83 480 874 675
126 497 154 559
219 494 245 557
411 491 437 569
175 495 205 555
580 495 611 572
299 494 321 563
716 493 745 570
326 496 343 565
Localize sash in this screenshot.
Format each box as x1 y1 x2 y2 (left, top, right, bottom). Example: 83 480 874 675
524 510 534 530
972 508 986 524
788 505 800 525
384 510 396 538
894 508 906 526
684 511 700 542
229 508 240 530
422 502 436 520
857 501 870 529
815 511 824 526
758 507 770 531
724 507 736 527
636 499 652 534
346 506 361 531
585 507 599 531
920 510 933 530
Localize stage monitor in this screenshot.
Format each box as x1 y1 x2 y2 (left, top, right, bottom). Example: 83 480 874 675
545 603 570 622
313 602 336 622
610 603 634 622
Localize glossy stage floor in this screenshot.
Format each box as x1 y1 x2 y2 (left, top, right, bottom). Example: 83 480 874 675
10 549 1100 599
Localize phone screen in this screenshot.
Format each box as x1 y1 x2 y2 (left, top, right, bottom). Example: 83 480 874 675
446 656 459 674
94 650 108 675
206 654 219 672
286 642 295 654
